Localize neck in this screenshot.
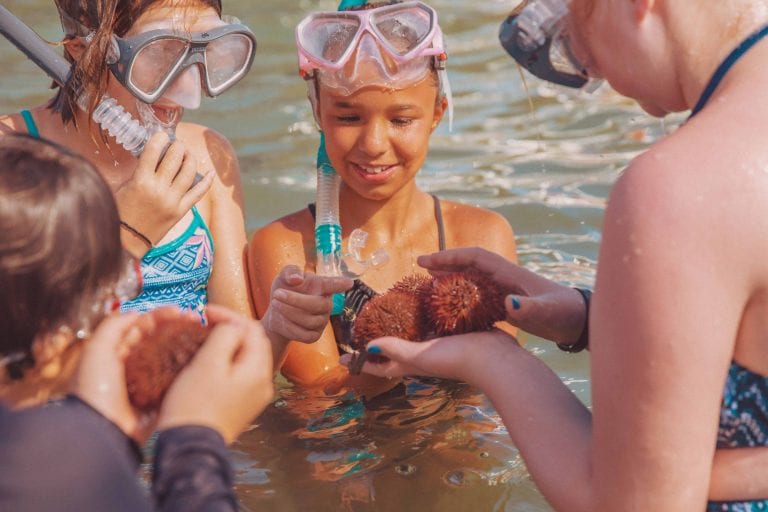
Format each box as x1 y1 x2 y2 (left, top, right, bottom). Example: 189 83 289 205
338 180 431 244
70 106 137 172
670 1 768 110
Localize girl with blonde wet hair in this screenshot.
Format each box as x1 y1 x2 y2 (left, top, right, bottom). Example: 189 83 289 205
353 0 768 509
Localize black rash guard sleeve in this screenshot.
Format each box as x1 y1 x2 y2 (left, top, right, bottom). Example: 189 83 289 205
0 396 238 512
152 426 238 512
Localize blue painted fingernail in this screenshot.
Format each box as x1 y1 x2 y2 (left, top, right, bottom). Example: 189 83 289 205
511 297 521 310
367 345 382 354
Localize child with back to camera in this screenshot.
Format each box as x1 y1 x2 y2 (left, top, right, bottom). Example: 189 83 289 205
354 0 768 509
0 0 351 364
249 0 517 396
0 134 273 511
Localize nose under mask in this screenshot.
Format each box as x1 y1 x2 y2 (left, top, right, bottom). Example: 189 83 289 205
160 65 203 110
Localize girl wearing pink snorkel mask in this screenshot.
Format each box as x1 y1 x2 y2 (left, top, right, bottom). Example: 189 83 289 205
249 0 518 396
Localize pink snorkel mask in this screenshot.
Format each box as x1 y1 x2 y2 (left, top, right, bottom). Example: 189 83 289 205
296 0 453 130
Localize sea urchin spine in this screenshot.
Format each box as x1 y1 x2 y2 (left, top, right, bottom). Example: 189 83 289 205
124 317 209 412
425 272 507 336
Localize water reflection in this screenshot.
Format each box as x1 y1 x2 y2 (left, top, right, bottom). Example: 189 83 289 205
233 378 542 511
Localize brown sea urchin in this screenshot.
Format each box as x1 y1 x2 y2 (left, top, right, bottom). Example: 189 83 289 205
425 272 507 337
352 289 427 349
124 317 209 412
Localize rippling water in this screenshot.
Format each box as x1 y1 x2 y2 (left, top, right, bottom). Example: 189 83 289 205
1 1 685 510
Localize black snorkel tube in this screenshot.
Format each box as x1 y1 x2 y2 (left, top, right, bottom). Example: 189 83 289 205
0 5 155 155
0 4 71 86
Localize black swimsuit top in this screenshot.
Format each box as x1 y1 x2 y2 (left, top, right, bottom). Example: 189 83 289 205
308 195 446 354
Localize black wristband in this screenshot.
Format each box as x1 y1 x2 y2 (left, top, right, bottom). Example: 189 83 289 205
557 287 592 353
119 220 153 249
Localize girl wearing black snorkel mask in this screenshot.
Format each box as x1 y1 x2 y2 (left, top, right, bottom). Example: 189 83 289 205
355 0 768 509
0 0 252 320
0 0 350 364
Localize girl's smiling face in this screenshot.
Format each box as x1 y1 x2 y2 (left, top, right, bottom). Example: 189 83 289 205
317 76 446 201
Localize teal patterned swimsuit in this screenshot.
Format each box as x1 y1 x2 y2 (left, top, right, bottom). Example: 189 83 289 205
708 362 768 511
20 109 214 323
120 207 214 323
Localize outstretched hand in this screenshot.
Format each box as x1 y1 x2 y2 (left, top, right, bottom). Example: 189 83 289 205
340 330 521 386
418 247 587 345
261 265 353 344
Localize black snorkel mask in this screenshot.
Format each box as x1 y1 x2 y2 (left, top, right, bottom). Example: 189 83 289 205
499 0 600 90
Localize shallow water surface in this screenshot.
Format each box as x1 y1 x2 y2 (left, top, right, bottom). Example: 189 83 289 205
1 1 684 510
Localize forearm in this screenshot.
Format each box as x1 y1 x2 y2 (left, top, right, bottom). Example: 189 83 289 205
153 426 237 512
710 447 768 501
472 342 594 512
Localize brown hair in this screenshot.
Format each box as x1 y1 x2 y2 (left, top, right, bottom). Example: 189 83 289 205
0 135 123 378
51 0 223 126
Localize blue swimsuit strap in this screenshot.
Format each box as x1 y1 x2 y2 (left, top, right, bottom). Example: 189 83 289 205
20 110 40 139
690 23 768 118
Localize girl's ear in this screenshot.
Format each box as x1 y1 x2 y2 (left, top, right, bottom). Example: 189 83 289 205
431 95 448 131
31 331 70 380
63 37 87 61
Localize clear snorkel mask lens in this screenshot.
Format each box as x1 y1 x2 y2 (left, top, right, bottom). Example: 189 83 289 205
106 15 257 110
499 0 601 91
296 1 453 129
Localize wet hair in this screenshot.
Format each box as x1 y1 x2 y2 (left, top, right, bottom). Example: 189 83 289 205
0 135 123 379
51 0 223 126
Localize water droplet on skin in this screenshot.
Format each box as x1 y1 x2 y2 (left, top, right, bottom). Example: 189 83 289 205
479 451 490 458
395 463 417 476
444 470 465 486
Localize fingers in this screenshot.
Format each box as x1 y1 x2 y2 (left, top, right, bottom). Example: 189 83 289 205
300 273 354 296
272 288 335 316
263 304 326 342
178 169 213 212
273 265 306 289
169 148 200 192
85 312 142 354
133 132 171 179
417 247 499 274
154 140 187 182
272 266 353 296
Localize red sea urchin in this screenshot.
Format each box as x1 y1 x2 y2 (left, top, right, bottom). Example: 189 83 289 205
425 272 507 336
124 317 209 412
352 289 427 350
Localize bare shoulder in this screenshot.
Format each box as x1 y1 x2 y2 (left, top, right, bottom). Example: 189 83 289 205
0 113 25 136
176 122 238 179
438 199 516 257
249 209 315 270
